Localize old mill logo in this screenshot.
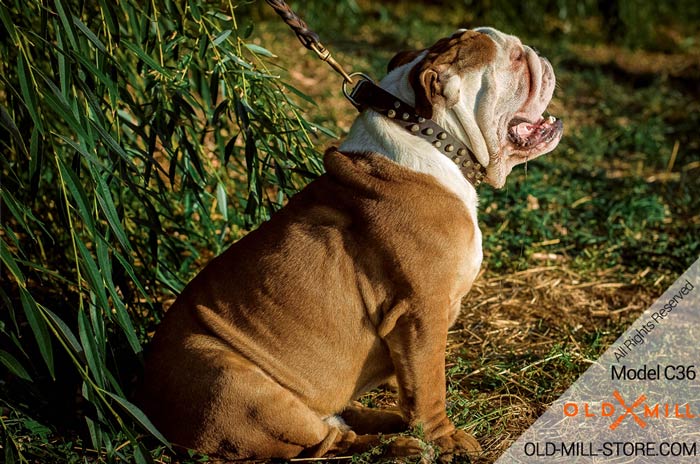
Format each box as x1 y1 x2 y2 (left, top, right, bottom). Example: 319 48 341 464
564 390 697 430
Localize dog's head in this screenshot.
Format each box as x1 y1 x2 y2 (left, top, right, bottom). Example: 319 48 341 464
385 27 563 188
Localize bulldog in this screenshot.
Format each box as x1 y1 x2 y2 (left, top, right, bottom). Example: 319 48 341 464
139 27 563 461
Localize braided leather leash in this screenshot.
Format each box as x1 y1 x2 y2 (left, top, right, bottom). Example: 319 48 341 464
265 0 354 83
264 0 486 186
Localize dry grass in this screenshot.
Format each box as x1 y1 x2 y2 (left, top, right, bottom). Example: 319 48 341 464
450 266 656 462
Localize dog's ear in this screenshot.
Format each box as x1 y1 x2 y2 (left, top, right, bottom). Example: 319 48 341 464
387 49 423 73
412 67 461 120
411 30 496 120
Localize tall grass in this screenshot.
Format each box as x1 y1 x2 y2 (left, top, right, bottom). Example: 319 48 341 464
0 0 329 461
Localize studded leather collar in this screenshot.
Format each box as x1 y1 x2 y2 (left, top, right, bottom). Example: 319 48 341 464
347 77 487 187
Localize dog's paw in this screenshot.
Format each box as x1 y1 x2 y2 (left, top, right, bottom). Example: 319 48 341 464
383 435 426 457
434 429 481 463
378 434 441 463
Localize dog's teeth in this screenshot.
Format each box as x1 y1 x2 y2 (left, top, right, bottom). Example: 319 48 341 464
547 115 556 124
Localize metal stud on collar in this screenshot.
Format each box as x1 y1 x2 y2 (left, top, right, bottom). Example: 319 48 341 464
344 73 487 187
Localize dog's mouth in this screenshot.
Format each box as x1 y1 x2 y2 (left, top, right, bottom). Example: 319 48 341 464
507 115 563 155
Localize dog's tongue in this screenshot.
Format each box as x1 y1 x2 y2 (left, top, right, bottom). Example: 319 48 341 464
508 116 561 148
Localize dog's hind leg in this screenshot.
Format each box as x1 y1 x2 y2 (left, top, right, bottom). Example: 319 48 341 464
213 366 423 459
204 352 425 460
146 334 425 460
164 345 408 460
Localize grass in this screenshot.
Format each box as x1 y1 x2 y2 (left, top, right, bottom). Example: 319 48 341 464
2 0 699 463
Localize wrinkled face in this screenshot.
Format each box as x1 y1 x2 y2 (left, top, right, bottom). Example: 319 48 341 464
473 27 563 186
388 27 563 188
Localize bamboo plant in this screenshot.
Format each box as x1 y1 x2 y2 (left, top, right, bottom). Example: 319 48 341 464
0 0 329 461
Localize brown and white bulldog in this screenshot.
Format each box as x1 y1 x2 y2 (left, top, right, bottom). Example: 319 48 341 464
138 27 563 462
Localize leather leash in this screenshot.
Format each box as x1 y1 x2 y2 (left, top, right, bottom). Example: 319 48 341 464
264 0 487 187
264 0 354 83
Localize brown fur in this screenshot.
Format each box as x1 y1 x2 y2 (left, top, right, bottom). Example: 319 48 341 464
139 149 481 460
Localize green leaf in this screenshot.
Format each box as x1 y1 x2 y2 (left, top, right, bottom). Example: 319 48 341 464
29 127 42 193
0 4 18 44
216 181 228 221
0 237 26 285
1 188 42 241
95 238 142 353
188 0 201 20
56 20 71 98
83 383 106 451
308 121 337 139
73 16 108 54
54 0 79 50
133 443 153 464
0 104 29 158
122 40 172 77
71 53 119 107
197 33 210 59
113 252 150 303
0 350 32 381
93 171 133 253
281 82 317 106
75 238 110 313
4 438 18 464
20 419 51 440
78 307 105 388
56 156 96 233
244 42 276 58
39 77 90 142
19 289 54 378
104 369 126 397
243 21 254 39
103 390 171 448
96 0 119 41
41 306 83 357
220 48 253 69
55 134 107 170
212 30 231 47
206 10 232 21
17 53 43 133
86 111 134 164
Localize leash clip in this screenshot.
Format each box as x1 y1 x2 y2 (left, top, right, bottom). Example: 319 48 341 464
310 42 354 84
